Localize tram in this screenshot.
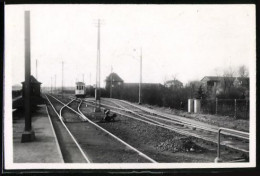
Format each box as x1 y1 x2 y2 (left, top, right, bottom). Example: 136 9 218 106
75 82 86 97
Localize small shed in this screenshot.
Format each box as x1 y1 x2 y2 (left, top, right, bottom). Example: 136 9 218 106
105 72 124 89
21 75 42 98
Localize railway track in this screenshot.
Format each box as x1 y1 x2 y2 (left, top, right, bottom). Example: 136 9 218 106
45 94 157 163
105 98 249 138
83 98 249 158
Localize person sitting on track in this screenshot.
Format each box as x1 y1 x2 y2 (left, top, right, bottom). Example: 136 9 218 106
103 109 117 122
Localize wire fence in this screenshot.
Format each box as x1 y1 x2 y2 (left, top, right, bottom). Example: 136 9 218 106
201 99 249 119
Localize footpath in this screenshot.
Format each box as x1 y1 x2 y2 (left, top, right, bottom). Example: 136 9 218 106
13 105 64 163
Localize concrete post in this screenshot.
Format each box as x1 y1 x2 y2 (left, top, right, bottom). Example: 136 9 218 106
194 99 201 114
21 11 35 142
188 99 194 113
138 48 142 105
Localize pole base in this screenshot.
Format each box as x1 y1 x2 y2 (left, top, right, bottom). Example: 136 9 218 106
21 130 35 143
94 107 101 112
138 102 142 105
214 157 222 163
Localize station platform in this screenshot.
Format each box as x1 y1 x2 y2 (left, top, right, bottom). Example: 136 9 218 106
13 105 64 163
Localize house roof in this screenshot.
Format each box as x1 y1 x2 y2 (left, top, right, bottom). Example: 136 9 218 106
21 75 42 84
201 76 222 82
105 72 124 82
76 82 85 85
165 79 183 85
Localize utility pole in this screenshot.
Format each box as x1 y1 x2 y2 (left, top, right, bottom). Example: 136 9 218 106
54 74 56 94
138 47 142 105
89 73 91 86
83 74 84 83
110 66 113 98
36 59 38 80
51 77 53 94
21 11 35 142
62 61 64 99
95 19 101 112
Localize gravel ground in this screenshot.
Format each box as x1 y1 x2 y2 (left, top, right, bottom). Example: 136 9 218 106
80 102 245 163
46 95 248 163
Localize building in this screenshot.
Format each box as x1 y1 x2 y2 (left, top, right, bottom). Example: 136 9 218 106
201 76 249 99
164 79 183 89
105 72 124 98
105 73 124 88
21 75 42 97
233 77 249 88
13 75 44 109
104 72 163 103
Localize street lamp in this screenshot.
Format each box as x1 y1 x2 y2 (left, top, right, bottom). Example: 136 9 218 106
134 48 142 105
94 19 101 112
110 66 113 98
115 48 143 104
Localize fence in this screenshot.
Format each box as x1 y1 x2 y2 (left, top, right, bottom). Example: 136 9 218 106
201 99 249 119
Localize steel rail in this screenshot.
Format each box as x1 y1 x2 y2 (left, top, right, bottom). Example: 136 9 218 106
45 94 91 163
45 105 65 163
104 98 221 130
59 98 87 122
112 98 249 139
50 95 157 163
110 99 250 152
83 100 219 141
84 99 249 154
88 99 220 135
77 98 157 163
104 99 220 133
59 99 75 121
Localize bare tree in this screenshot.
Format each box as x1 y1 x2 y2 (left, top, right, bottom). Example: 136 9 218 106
163 75 169 85
214 67 222 77
171 73 179 81
187 80 201 98
238 65 249 77
222 67 235 94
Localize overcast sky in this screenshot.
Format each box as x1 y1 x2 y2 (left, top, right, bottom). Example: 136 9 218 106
6 4 255 87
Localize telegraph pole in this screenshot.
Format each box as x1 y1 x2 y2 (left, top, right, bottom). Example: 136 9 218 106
83 74 84 83
51 77 53 94
89 73 91 86
54 74 56 94
62 61 64 98
110 66 113 98
21 11 35 142
36 59 38 80
138 47 142 105
95 19 101 112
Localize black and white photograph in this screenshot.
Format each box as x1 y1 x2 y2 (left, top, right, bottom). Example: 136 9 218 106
4 4 256 170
